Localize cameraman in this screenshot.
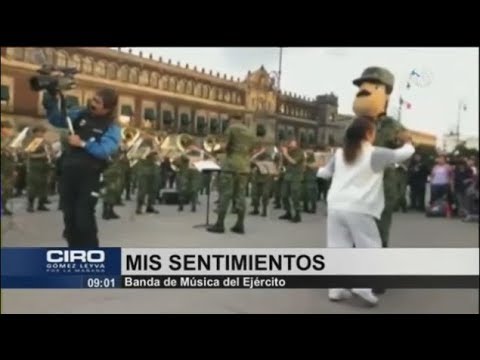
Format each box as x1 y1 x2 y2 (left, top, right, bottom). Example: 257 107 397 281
42 88 120 248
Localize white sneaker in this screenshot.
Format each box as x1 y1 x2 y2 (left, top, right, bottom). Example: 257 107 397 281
328 288 352 301
351 289 379 307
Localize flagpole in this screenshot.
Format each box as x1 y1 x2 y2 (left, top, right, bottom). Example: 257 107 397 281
278 47 283 90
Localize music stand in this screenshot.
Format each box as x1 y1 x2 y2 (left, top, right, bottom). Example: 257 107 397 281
192 161 221 229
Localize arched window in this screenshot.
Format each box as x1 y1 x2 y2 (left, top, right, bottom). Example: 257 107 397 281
95 60 107 77
129 68 139 84
210 118 219 134
150 72 160 88
107 63 117 80
83 57 93 74
56 51 68 67
168 77 176 92
186 81 193 95
256 124 266 137
139 70 149 86
278 128 286 141
69 54 82 71
118 65 129 82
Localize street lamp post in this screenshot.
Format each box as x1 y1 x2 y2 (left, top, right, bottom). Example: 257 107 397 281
456 99 467 145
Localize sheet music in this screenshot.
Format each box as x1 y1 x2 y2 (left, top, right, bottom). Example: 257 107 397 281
193 160 221 171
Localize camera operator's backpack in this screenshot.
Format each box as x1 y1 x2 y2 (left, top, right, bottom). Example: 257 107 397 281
426 197 450 218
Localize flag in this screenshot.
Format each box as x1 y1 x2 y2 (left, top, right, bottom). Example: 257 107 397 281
400 97 412 109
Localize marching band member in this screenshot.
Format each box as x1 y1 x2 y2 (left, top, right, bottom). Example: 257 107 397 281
207 114 255 234
25 126 50 213
279 137 305 223
1 120 17 216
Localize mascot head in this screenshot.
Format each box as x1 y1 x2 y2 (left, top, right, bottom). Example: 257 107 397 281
352 67 394 119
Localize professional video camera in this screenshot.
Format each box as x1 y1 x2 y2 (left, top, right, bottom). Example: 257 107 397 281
29 64 79 93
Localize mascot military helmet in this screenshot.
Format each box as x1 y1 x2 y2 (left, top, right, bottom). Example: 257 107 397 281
352 66 395 119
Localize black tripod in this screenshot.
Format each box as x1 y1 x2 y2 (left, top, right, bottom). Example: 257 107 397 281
193 169 220 229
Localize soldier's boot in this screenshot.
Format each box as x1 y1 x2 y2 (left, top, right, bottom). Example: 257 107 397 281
146 204 159 214
311 203 317 214
278 211 292 220
274 202 282 209
191 199 196 213
102 203 111 220
303 202 309 213
2 202 13 216
291 211 302 223
261 206 267 217
136 202 143 215
27 197 35 213
207 212 226 234
249 206 259 215
231 213 245 234
37 200 50 211
109 205 120 219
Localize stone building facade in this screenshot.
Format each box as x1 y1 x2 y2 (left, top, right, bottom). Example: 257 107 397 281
1 47 343 148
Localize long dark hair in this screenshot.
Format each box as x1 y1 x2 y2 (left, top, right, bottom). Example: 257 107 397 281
343 116 375 164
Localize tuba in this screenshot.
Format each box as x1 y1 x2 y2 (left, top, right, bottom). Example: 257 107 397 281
121 126 141 149
203 134 224 154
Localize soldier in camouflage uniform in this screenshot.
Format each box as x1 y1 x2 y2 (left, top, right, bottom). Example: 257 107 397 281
26 126 50 212
1 120 17 216
173 144 202 212
102 149 123 220
279 138 305 223
249 143 274 217
302 150 319 214
208 114 255 234
135 139 159 215
352 67 408 258
272 151 283 208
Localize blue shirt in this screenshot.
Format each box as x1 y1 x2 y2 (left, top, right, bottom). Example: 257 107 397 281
43 93 121 161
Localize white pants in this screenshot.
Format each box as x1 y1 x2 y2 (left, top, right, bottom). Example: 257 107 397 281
327 209 381 301
327 209 382 248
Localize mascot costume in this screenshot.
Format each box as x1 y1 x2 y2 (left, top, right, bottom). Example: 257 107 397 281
352 67 409 293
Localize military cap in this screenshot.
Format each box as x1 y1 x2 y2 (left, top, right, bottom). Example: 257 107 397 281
353 66 395 89
1 120 14 129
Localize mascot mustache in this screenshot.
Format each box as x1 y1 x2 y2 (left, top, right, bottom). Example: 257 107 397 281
356 89 371 98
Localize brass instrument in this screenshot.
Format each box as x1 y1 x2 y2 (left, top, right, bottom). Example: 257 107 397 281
121 126 141 149
3 127 29 162
24 137 45 153
203 134 224 154
250 144 280 176
8 127 29 149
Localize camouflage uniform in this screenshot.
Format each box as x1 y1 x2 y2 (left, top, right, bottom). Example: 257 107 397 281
394 164 408 212
136 144 159 214
208 121 255 234
26 136 50 212
279 147 305 222
250 150 274 217
102 153 123 220
1 133 17 215
173 151 201 212
272 153 283 208
302 152 318 213
374 115 407 247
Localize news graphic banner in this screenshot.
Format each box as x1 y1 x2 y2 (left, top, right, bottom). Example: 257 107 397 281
1 248 478 289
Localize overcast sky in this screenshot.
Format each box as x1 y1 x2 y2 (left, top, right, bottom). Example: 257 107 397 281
125 47 478 140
